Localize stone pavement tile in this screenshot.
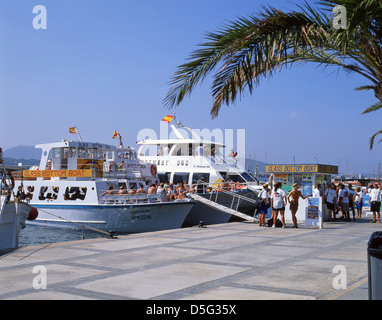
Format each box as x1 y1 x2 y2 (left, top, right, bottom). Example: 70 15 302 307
75 246 211 270
181 285 316 300
173 234 267 250
235 257 367 298
6 290 96 300
316 242 368 261
72 236 183 252
74 262 249 299
162 227 245 239
0 246 101 267
0 263 108 296
199 244 312 267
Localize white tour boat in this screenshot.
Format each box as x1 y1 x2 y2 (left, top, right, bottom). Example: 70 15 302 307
137 121 262 225
12 140 194 234
1 149 37 251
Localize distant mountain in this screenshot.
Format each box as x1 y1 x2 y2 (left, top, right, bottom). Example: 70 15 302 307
3 146 41 160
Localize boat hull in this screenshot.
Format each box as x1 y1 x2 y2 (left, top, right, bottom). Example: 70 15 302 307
0 200 30 251
28 201 194 234
182 190 257 227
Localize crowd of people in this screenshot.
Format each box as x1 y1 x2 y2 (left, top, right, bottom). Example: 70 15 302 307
323 182 381 224
257 181 382 228
102 181 198 202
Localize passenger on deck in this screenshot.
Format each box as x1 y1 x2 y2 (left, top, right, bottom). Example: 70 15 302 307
176 183 187 199
118 185 127 195
102 186 114 196
166 184 175 202
148 184 157 194
128 185 136 194
157 183 166 201
137 184 146 193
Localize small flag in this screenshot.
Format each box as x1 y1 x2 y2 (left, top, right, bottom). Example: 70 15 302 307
69 127 76 134
112 130 118 139
162 115 174 124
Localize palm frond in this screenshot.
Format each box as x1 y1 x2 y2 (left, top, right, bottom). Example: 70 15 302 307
362 101 382 114
354 85 376 91
369 129 382 150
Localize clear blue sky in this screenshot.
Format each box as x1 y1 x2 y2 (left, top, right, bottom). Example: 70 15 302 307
0 0 380 174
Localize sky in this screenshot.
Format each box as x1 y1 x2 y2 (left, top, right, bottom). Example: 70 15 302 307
0 0 381 175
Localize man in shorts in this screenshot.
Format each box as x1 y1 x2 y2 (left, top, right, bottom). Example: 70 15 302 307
369 183 381 223
338 184 350 221
324 183 337 221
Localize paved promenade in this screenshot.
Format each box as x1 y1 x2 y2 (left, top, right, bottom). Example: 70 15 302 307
0 217 378 300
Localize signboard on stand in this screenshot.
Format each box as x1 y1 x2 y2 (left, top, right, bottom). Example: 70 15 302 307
305 197 323 229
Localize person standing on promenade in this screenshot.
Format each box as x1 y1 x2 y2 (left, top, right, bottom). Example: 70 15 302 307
312 184 321 198
369 183 381 223
355 187 363 219
258 183 270 227
287 183 308 228
348 184 357 221
324 183 337 221
338 184 350 221
271 182 287 228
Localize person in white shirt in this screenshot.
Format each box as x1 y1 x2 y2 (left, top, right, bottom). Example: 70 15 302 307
338 184 350 221
354 187 363 219
257 183 270 227
271 182 287 228
368 183 381 223
324 184 337 221
312 184 321 198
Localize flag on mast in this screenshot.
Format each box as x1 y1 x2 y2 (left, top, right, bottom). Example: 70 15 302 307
162 115 174 124
69 127 76 134
112 130 118 139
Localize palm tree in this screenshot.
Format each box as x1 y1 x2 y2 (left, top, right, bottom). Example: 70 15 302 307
163 0 382 149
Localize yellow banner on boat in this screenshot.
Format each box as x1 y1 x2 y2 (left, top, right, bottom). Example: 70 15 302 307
23 169 93 178
266 164 338 174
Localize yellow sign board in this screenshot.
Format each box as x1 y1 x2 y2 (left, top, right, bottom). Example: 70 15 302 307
266 164 338 174
23 169 93 178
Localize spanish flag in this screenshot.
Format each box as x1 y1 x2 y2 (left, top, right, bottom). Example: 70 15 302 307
162 115 174 124
69 127 76 134
112 130 118 139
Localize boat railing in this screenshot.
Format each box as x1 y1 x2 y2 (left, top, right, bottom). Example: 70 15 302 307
99 193 166 205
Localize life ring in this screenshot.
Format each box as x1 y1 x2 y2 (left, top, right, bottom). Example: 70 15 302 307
109 162 117 171
150 164 157 176
2 172 15 191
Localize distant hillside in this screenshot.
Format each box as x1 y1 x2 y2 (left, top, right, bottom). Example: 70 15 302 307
3 146 41 160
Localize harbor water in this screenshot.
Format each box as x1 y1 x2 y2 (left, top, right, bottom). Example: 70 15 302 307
18 224 106 247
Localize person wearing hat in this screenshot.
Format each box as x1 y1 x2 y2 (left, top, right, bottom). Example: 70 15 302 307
258 183 270 227
287 183 308 228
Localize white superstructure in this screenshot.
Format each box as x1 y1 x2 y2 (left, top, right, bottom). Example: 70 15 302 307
13 139 194 234
137 122 261 225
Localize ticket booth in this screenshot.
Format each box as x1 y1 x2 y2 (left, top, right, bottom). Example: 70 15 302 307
266 164 339 224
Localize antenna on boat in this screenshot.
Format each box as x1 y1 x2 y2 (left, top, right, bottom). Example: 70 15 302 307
117 133 124 148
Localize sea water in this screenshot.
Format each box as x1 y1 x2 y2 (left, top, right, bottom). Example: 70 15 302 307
18 225 105 247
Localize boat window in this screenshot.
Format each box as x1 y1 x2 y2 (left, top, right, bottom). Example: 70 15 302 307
69 147 77 158
128 182 138 190
64 187 87 201
25 186 35 200
38 186 59 201
240 172 257 182
192 173 210 184
52 148 61 159
78 148 87 159
226 174 245 183
158 172 171 183
173 173 189 184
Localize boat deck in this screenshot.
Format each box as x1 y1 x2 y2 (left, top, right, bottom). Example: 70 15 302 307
0 216 377 300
